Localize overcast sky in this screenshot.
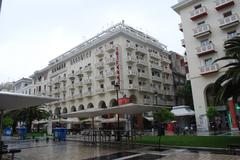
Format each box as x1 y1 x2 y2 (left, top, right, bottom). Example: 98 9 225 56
0 0 183 83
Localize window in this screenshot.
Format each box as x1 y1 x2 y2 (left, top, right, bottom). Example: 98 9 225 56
198 21 205 26
129 80 133 84
201 39 209 46
100 84 104 88
223 11 232 18
204 58 213 66
227 30 237 39
194 4 202 9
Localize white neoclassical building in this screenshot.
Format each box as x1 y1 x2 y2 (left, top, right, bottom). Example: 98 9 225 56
15 21 176 128
172 0 240 132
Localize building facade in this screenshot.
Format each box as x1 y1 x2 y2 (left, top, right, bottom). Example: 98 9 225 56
172 0 240 132
21 22 176 125
14 78 33 94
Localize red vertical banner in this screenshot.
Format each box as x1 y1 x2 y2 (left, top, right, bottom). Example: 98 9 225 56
229 98 238 130
115 47 120 87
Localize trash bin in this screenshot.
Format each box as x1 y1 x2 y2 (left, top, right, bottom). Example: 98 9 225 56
18 127 27 140
52 128 67 141
4 127 12 136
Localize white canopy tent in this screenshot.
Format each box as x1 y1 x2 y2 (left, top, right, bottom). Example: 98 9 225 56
170 105 195 117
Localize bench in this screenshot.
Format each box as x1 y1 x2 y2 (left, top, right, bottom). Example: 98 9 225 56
228 144 240 155
0 149 21 160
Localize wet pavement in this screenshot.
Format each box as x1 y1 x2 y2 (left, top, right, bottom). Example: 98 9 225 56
2 139 240 160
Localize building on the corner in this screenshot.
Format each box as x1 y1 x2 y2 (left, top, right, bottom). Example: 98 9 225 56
172 0 240 132
14 78 33 94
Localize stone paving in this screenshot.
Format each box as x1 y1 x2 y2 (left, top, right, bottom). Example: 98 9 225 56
3 140 240 160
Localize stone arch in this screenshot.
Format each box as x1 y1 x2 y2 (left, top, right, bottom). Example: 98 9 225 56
71 106 77 112
129 95 137 103
78 104 84 111
87 103 94 109
98 101 107 109
62 107 68 114
109 98 118 107
54 107 61 116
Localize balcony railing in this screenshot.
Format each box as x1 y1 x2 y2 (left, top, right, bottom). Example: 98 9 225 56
181 39 185 47
128 84 138 90
193 24 211 38
139 86 150 92
59 77 67 82
179 23 183 32
95 48 104 57
200 64 219 75
68 73 75 79
95 75 104 81
150 64 161 70
152 76 162 82
138 72 149 79
219 14 239 29
126 43 136 51
83 79 92 85
144 99 152 105
196 43 216 57
135 47 147 54
137 59 148 66
95 88 105 94
215 0 235 11
95 61 104 69
190 6 208 21
163 68 172 74
75 70 83 76
127 70 138 77
162 57 171 63
105 71 115 78
67 84 75 90
106 85 115 92
75 81 83 87
165 90 175 96
126 56 137 63
105 44 115 53
83 91 92 97
150 52 161 59
83 66 92 73
105 57 116 65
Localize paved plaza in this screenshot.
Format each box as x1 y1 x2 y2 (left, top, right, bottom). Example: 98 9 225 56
2 140 240 160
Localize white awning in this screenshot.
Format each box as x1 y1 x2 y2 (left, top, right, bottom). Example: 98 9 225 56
101 117 127 123
61 103 163 118
171 105 195 117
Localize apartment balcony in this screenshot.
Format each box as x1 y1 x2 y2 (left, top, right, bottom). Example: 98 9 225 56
181 39 185 47
83 91 92 97
83 66 92 73
60 87 66 93
164 78 174 85
150 52 161 59
95 75 104 81
137 59 148 66
74 93 83 99
75 81 83 87
163 68 172 74
152 76 162 82
162 57 171 64
47 81 53 87
126 56 137 63
135 47 147 54
95 48 104 57
106 71 115 78
75 70 83 76
150 64 162 70
179 23 183 32
95 88 105 94
138 72 149 79
67 84 75 90
105 44 116 53
59 77 67 82
68 73 75 79
196 43 216 57
144 99 152 105
126 43 136 51
52 78 60 84
215 0 235 11
193 24 211 38
166 101 175 106
95 61 104 69
105 57 116 65
200 64 219 75
219 14 239 29
165 90 175 96
128 84 138 90
128 70 138 77
83 79 92 85
52 89 60 94
106 85 115 92
190 6 208 21
139 86 150 92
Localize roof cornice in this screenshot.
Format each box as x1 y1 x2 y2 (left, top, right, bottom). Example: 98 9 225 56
172 0 202 14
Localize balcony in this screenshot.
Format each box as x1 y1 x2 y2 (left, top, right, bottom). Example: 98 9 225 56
95 88 105 94
200 64 219 75
52 89 60 94
164 78 174 85
128 70 138 77
95 48 104 57
139 86 150 92
126 56 137 63
163 68 172 74
162 57 171 64
75 70 83 76
152 76 162 82
150 52 161 59
95 61 104 69
126 43 136 51
75 81 83 87
47 81 53 87
106 85 115 92
68 73 75 79
83 91 92 97
190 6 208 21
95 75 104 81
137 59 148 66
179 23 183 32
83 66 92 73
219 14 239 29
166 101 175 106
67 84 75 90
105 44 115 53
215 0 235 11
52 78 60 84
165 90 175 96
74 93 83 99
60 87 66 92
138 72 149 79
144 99 152 105
128 84 138 90
150 64 161 70
196 43 216 57
83 79 92 85
193 24 211 38
105 57 116 65
152 88 164 94
135 47 147 54
106 71 115 78
59 77 67 82
181 39 185 47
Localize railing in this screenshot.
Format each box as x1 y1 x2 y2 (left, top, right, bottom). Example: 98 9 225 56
219 14 239 29
138 72 149 79
216 0 234 10
105 44 116 52
128 70 138 76
196 43 216 56
135 47 147 54
106 71 115 78
150 64 161 70
152 76 162 82
95 88 105 94
106 85 115 91
126 56 137 63
105 57 116 65
83 66 92 72
95 48 104 57
137 59 148 66
83 79 92 85
95 75 104 81
83 91 92 97
200 64 219 75
126 43 136 50
150 52 160 59
190 6 208 20
193 24 211 37
95 61 104 68
128 84 138 90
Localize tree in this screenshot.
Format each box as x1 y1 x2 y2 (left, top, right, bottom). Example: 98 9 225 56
175 81 194 107
206 106 218 121
2 116 14 128
213 35 240 105
153 108 175 123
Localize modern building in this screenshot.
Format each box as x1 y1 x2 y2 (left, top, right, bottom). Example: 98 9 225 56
169 51 187 106
172 0 240 132
16 21 176 128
